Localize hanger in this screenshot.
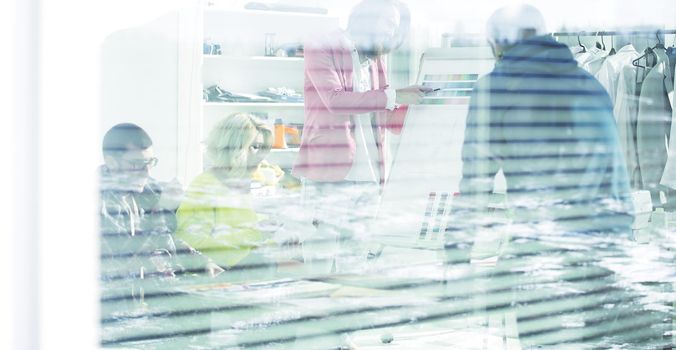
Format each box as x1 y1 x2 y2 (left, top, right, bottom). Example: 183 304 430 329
608 34 617 55
631 31 664 69
632 55 645 69
654 30 665 49
633 46 657 69
577 33 587 53
595 31 605 50
632 44 657 86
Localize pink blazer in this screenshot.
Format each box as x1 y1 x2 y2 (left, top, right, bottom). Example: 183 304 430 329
292 31 408 183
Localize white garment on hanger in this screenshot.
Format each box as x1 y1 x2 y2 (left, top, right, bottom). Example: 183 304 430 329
660 68 676 189
574 50 595 68
637 50 672 193
595 44 640 105
654 48 674 94
615 64 641 187
582 47 608 75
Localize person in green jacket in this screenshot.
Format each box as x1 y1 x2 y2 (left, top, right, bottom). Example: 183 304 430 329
176 113 276 279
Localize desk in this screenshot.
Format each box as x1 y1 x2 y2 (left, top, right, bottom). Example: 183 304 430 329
100 200 675 349
101 268 522 349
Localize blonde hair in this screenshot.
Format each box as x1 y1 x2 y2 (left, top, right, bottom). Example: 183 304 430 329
205 113 273 178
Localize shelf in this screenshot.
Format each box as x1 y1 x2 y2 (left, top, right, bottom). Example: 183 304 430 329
422 80 478 83
250 56 303 62
271 148 300 153
205 8 332 19
204 102 304 108
266 147 300 169
204 55 303 62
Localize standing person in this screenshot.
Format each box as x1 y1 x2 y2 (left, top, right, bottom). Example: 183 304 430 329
292 0 431 273
442 5 660 348
99 123 185 306
176 113 278 282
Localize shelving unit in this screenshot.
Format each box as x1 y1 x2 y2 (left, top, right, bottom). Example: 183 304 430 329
203 55 304 62
205 8 332 19
203 102 305 108
179 6 340 180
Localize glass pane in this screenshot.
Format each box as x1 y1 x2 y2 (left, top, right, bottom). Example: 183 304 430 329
98 1 676 349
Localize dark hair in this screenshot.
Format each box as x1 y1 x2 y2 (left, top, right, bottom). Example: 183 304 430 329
348 0 411 49
102 123 153 157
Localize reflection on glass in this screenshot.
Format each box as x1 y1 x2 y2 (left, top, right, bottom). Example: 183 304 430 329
99 1 675 349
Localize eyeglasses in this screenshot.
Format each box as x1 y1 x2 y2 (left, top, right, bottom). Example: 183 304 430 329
124 157 159 170
249 143 271 154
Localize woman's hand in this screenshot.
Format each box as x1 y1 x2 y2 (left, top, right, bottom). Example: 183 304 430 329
206 261 225 278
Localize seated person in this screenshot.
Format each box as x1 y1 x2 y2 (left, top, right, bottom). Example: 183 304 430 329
176 113 281 280
99 123 186 304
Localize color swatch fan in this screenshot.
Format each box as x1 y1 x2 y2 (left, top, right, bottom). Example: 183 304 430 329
373 47 498 249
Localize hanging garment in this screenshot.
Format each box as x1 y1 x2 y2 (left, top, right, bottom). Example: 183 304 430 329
660 71 676 189
574 49 595 68
614 59 643 188
666 46 676 85
654 47 674 93
637 49 673 204
582 47 608 75
596 44 640 105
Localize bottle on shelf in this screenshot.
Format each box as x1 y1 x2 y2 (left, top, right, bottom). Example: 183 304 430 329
264 33 276 57
272 118 300 149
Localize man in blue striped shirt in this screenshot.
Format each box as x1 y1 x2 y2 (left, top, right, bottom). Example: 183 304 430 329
443 5 668 349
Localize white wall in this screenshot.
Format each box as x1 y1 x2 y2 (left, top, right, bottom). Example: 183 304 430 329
101 12 181 182
8 1 194 348
215 0 676 34
0 0 14 343
5 0 39 348
97 0 189 183
412 0 676 33
37 0 105 347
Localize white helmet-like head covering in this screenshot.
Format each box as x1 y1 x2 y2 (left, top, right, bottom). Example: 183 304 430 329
486 4 547 46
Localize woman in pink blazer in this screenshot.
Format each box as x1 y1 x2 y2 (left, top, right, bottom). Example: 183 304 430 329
291 0 430 276
292 0 429 184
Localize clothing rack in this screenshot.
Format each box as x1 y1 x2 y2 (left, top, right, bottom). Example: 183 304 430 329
552 30 676 37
